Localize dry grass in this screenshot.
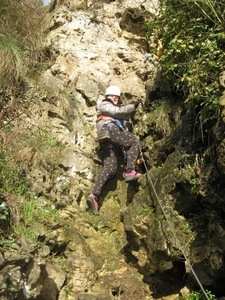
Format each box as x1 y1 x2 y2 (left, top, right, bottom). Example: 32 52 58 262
0 0 49 124
0 0 47 82
0 37 24 88
1 113 63 172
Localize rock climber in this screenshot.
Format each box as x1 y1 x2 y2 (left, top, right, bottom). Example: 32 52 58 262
87 85 142 214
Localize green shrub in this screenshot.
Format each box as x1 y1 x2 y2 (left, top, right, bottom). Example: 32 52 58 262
145 0 225 125
13 195 60 241
0 159 30 197
182 289 217 300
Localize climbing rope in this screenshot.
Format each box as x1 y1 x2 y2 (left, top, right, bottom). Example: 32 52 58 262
138 142 210 300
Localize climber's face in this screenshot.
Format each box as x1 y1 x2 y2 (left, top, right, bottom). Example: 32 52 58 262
107 95 120 105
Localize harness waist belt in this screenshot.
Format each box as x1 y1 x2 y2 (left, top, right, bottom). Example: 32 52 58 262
97 114 115 125
97 114 110 120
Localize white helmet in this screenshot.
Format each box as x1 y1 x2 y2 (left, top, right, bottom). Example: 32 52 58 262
105 85 120 97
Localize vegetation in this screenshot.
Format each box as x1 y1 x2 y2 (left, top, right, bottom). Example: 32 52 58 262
13 195 60 240
182 290 217 300
0 0 48 124
0 124 63 241
0 0 61 243
140 203 155 215
146 0 225 138
144 3 224 297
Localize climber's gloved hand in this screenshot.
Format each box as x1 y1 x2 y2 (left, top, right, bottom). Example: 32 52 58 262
132 99 142 108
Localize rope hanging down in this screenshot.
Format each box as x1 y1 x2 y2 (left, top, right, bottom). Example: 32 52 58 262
138 142 210 300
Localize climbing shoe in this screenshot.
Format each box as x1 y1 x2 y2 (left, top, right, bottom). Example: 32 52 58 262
93 150 103 165
123 170 142 183
93 154 102 165
87 193 99 214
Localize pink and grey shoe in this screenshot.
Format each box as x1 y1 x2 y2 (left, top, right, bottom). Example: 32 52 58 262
87 193 99 214
123 170 142 183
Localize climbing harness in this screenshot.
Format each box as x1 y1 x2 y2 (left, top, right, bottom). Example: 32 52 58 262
103 143 114 151
97 115 124 131
112 119 123 130
97 115 124 139
138 142 210 300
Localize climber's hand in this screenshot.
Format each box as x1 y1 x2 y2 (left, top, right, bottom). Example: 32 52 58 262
132 99 142 108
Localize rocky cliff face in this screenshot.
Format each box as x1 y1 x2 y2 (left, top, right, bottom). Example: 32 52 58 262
1 1 225 300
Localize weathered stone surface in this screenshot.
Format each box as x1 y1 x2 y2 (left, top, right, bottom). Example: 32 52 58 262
219 71 225 88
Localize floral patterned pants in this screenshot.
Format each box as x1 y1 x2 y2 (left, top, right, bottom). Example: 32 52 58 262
92 125 139 197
